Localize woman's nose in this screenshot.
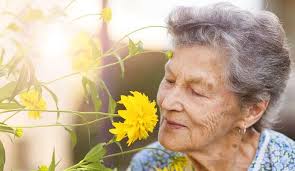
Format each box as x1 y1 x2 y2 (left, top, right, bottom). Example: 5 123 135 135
161 87 184 112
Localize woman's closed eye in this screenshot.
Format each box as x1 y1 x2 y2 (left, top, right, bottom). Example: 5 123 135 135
165 78 175 84
191 88 206 98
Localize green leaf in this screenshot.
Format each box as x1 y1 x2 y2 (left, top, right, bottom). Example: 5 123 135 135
97 79 116 115
89 37 101 59
136 40 143 53
6 55 22 77
26 58 37 92
84 143 106 163
0 140 5 171
34 84 43 101
41 85 60 120
0 124 14 134
6 40 25 77
82 77 101 112
97 79 116 122
0 102 23 109
48 150 55 171
88 81 102 112
108 97 116 115
113 53 125 79
0 82 17 102
0 66 7 78
128 39 137 56
64 127 77 149
128 39 143 56
82 76 89 101
9 64 29 101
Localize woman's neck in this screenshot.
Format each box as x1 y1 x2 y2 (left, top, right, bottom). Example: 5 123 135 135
185 128 260 171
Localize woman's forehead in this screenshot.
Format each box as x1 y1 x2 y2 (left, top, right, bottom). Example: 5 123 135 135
165 60 220 91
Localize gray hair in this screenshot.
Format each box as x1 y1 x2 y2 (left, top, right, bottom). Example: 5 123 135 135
167 2 291 131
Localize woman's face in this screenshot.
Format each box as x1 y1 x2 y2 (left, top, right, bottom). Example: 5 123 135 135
157 45 243 152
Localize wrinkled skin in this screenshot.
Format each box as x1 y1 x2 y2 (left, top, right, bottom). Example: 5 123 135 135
157 46 267 171
158 45 243 151
157 45 260 170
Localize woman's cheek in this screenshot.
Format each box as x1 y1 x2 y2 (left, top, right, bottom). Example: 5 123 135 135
157 81 167 106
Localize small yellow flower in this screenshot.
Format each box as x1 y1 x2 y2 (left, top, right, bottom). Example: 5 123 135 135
101 7 112 23
19 89 47 119
165 50 173 59
109 91 158 146
37 165 48 171
15 128 23 138
69 31 101 72
6 23 21 32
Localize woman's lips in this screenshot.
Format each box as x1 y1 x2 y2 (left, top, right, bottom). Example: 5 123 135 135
164 118 186 129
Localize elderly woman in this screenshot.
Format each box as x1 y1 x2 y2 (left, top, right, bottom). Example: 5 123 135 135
128 2 294 171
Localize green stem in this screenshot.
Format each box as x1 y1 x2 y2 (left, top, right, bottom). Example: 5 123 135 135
41 72 79 85
93 50 166 71
0 128 14 134
41 25 167 85
2 111 20 123
97 44 128 60
71 13 101 22
0 109 118 117
40 45 126 85
105 25 167 55
103 147 172 159
7 116 112 129
64 0 76 11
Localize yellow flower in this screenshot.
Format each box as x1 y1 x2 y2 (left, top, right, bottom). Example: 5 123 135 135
37 165 48 171
165 50 173 59
156 156 188 171
22 8 44 22
101 7 112 23
109 91 158 146
6 23 21 32
156 167 169 171
15 128 23 138
19 89 47 119
169 156 188 171
69 31 101 72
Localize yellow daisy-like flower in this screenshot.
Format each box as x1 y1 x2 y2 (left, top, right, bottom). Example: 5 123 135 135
37 165 48 171
101 7 112 23
19 89 47 119
109 91 158 146
69 31 101 72
15 128 23 138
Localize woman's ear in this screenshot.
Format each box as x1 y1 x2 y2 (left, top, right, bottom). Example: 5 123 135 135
243 100 269 128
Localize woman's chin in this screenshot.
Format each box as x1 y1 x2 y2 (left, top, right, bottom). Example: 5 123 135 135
158 128 188 152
